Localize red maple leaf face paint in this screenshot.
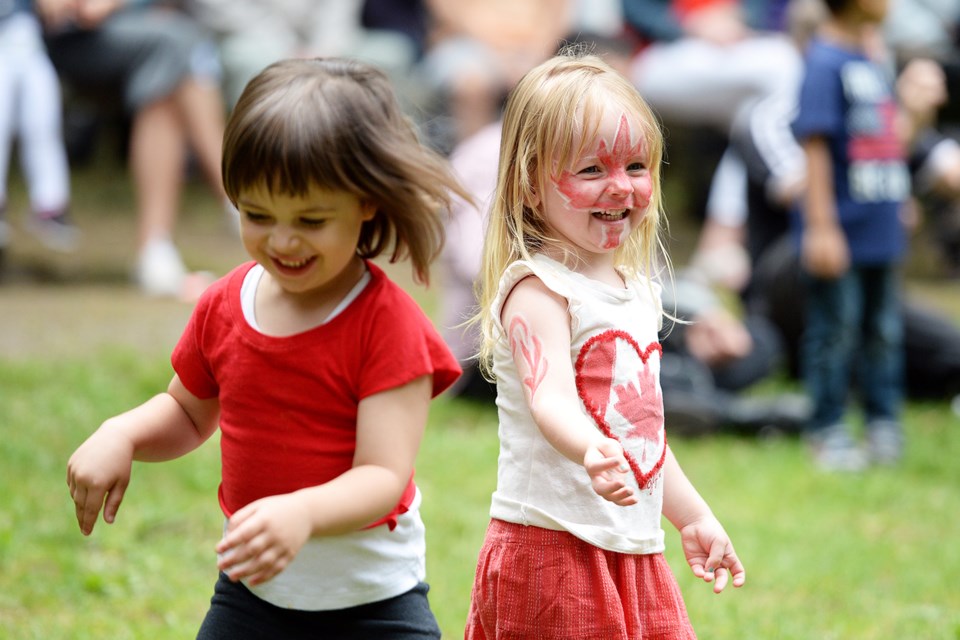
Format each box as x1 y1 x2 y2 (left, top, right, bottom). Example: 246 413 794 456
543 110 654 257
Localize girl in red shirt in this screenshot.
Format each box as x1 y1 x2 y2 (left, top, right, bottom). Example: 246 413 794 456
67 57 469 639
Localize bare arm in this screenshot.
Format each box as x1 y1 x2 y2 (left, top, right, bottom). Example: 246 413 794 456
501 276 636 505
662 446 745 592
66 374 220 535
215 374 433 586
801 135 849 279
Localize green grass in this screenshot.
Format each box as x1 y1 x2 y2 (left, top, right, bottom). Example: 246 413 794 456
1 351 959 639
3 158 960 638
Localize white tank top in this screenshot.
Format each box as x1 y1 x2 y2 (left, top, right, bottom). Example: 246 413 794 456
490 254 667 554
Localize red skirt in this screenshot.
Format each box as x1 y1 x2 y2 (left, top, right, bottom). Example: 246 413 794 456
465 519 696 640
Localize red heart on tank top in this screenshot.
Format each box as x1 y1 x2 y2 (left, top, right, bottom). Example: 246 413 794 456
574 330 666 489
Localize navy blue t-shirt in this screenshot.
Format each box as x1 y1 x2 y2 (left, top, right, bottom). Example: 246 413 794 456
791 38 908 265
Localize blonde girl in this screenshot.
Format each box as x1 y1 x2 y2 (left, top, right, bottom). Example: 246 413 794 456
466 50 746 639
67 58 469 639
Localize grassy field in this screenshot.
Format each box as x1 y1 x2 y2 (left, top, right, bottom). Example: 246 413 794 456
2 159 960 638
1 354 959 639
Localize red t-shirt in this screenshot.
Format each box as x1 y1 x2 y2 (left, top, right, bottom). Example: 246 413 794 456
172 261 461 527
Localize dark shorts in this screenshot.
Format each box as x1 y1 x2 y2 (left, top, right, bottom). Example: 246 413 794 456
196 573 441 640
44 8 211 111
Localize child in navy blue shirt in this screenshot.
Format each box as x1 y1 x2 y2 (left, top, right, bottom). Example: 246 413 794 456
791 0 941 470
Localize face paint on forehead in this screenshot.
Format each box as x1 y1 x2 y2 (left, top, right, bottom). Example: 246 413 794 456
551 113 647 210
597 114 645 168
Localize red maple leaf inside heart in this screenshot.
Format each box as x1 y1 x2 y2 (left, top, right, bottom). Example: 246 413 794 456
577 332 663 445
614 363 663 443
576 331 666 488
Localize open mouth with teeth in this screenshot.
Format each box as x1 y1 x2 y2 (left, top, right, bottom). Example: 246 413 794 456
273 256 316 272
592 209 629 221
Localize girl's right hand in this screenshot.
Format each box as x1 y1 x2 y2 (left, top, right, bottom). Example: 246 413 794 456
216 493 313 586
66 426 135 535
584 438 637 506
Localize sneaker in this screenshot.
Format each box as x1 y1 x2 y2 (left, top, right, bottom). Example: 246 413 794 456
866 421 904 466
807 424 868 472
135 237 187 297
27 208 80 252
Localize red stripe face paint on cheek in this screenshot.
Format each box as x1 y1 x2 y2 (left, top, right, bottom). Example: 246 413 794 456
553 114 651 211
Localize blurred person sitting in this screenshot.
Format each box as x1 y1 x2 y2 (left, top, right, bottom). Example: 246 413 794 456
0 0 78 261
36 0 231 298
439 36 809 436
623 0 807 210
417 0 577 153
186 0 426 109
883 0 960 274
440 120 809 434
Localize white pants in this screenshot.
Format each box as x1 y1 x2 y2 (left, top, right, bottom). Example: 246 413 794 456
0 13 70 213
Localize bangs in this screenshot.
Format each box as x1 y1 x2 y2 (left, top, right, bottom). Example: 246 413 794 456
222 63 382 200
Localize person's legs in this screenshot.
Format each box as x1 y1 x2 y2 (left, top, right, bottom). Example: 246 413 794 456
45 8 224 295
170 77 227 204
1 13 77 251
802 271 867 470
130 95 184 247
0 39 12 254
0 20 17 216
19 36 77 251
857 265 905 464
857 266 904 422
803 273 858 430
129 95 190 296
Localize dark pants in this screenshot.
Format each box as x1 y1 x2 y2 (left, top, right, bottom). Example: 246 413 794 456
747 234 960 400
802 265 903 431
196 574 441 640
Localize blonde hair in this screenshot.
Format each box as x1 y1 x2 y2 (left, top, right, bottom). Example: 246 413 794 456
222 58 472 284
475 50 670 374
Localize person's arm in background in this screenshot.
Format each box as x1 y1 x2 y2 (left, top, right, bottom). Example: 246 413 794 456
800 135 848 278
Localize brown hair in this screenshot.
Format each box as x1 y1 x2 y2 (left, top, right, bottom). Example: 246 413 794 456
222 57 471 284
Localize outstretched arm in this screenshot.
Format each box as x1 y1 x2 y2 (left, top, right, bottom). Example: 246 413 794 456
662 446 745 593
215 374 433 586
66 374 220 535
501 276 636 505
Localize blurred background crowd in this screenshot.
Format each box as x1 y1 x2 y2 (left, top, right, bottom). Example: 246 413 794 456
2 0 960 440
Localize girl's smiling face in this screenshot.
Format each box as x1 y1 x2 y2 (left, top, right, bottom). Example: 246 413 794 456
541 109 653 262
237 183 376 298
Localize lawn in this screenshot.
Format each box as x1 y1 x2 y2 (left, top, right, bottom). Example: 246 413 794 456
2 159 959 638
1 352 958 639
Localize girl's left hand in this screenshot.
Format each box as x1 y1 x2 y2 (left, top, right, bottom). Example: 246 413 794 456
216 493 313 586
678 516 746 593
